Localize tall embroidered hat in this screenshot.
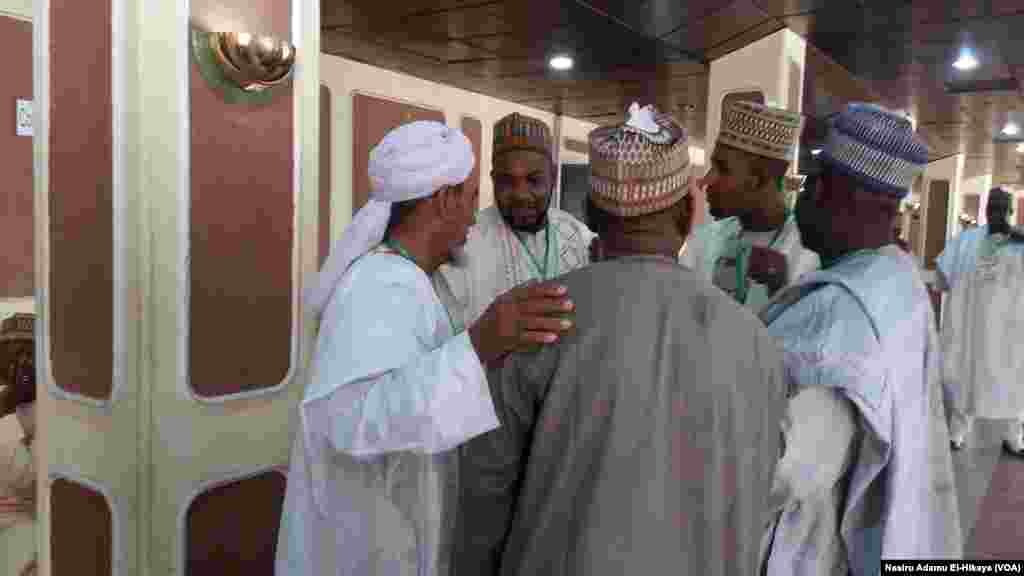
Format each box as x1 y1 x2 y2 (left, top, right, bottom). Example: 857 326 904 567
820 102 929 199
717 100 803 162
0 313 34 344
588 103 691 217
493 112 553 160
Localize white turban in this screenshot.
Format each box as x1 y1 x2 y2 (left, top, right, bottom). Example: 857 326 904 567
305 121 475 316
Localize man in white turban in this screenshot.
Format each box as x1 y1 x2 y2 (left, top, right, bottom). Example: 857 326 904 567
276 121 576 576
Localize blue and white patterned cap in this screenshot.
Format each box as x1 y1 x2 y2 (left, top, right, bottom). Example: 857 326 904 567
820 103 929 199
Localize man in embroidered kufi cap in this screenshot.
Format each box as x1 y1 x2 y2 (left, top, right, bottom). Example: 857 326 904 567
277 121 576 576
437 112 595 330
454 104 788 576
937 187 1024 457
0 313 38 576
759 103 962 574
681 100 818 311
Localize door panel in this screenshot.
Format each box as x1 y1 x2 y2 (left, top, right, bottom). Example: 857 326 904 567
50 477 113 576
184 470 286 575
351 93 445 214
146 0 302 573
924 179 950 270
189 47 295 400
49 0 114 402
42 0 137 572
0 16 34 299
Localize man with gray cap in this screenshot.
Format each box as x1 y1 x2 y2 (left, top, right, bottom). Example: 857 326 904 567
276 121 575 576
760 103 961 574
455 105 787 576
937 187 1024 456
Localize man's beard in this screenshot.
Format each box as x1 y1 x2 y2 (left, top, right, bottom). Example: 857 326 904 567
498 190 553 234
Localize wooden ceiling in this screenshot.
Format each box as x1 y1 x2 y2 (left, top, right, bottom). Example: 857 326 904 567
322 0 1024 184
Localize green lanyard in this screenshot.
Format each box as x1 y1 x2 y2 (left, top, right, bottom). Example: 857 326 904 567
382 238 457 334
734 213 791 305
514 223 553 280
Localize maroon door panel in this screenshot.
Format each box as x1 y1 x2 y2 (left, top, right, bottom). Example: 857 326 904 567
49 0 114 400
460 116 482 198
351 94 444 214
185 471 287 576
0 16 34 298
189 57 294 398
50 478 113 576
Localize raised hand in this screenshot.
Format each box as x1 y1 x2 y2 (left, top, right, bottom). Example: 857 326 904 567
747 245 789 294
468 281 575 365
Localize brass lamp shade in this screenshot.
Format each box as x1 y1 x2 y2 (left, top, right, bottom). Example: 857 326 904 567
209 32 295 92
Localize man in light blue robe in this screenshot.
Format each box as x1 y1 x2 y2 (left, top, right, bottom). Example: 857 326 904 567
759 103 962 574
276 121 576 576
937 188 1024 456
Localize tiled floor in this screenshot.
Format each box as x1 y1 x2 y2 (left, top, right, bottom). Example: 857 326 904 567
954 420 1024 559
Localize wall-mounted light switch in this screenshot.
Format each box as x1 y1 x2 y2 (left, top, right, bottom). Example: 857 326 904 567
16 99 33 137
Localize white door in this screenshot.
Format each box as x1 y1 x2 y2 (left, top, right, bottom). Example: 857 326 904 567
35 0 320 573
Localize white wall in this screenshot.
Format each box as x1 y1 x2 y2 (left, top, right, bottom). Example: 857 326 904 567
0 297 34 319
706 29 806 175
320 54 601 233
0 0 30 20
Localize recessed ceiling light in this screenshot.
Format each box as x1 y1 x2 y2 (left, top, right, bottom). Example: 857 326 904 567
811 148 822 156
1003 122 1020 136
952 48 978 71
549 55 573 71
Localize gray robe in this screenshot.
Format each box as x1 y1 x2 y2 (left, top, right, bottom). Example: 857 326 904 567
454 255 788 576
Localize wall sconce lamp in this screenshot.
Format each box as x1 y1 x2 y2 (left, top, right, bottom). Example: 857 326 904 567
192 29 295 103
209 32 295 92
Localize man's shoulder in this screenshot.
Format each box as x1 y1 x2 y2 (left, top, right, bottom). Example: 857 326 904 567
344 251 425 295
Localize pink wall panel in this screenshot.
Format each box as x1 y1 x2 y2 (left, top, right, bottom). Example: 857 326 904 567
189 41 294 398
186 471 286 576
351 94 445 215
49 0 114 400
51 478 113 576
461 116 482 197
0 16 34 298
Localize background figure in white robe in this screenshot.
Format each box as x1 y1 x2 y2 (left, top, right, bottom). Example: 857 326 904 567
681 100 819 311
455 104 788 576
0 313 38 576
937 188 1024 456
276 121 576 576
438 112 595 327
760 103 961 574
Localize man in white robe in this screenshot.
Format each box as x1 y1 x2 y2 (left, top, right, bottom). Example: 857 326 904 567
681 101 819 311
759 103 961 573
0 313 37 576
276 121 576 576
437 112 595 327
937 188 1024 456
682 102 818 305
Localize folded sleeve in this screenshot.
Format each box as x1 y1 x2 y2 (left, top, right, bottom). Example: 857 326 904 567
307 273 499 459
